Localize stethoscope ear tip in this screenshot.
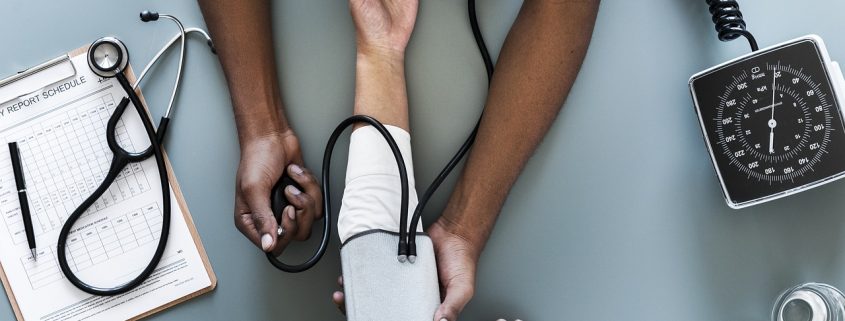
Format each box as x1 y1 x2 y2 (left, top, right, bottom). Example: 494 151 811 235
140 10 159 22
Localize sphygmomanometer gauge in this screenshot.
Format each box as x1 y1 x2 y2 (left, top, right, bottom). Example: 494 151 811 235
690 35 845 208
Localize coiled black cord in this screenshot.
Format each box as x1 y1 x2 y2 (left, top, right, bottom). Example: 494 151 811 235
705 0 759 51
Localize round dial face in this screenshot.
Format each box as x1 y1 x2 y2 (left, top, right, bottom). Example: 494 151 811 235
716 63 832 182
691 38 845 207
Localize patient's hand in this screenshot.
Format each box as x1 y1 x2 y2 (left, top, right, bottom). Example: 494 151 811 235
349 0 418 58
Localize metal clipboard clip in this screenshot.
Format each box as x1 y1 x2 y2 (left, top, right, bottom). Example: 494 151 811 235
0 54 77 107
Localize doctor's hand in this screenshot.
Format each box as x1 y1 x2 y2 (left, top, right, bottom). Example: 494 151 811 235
234 130 322 254
429 218 480 321
329 217 481 321
349 0 418 58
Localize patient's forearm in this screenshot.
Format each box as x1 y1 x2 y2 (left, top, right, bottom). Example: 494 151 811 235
338 38 416 242
440 0 599 250
354 52 410 131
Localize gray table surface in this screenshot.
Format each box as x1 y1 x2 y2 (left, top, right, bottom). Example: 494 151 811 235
3 1 845 320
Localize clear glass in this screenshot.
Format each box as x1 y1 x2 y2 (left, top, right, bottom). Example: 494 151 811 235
773 283 845 321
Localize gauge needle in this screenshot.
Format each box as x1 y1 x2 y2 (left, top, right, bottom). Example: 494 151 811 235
768 129 775 154
768 68 778 154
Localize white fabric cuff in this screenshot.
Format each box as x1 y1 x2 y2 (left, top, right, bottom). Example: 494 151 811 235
338 125 423 243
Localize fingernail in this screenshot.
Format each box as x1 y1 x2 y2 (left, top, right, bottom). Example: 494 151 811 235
287 206 296 220
287 185 301 195
261 234 273 251
440 318 448 321
290 164 304 175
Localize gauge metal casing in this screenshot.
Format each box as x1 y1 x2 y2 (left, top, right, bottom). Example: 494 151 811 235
690 35 845 209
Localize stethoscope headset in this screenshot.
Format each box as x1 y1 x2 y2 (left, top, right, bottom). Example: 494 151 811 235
266 0 495 272
55 11 215 295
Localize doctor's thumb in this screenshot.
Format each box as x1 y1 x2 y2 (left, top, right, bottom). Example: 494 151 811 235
434 283 474 321
242 185 279 252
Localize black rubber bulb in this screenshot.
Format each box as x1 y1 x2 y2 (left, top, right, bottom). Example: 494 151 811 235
270 174 304 227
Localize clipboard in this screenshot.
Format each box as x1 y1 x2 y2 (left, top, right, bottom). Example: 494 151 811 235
0 45 217 321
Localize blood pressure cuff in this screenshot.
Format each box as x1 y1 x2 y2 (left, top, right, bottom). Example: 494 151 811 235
338 125 439 319
340 231 440 320
338 125 422 243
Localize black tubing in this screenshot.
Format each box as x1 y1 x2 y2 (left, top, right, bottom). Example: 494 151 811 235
406 0 495 258
56 74 171 296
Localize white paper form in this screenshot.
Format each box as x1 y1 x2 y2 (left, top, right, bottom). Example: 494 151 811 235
0 53 212 321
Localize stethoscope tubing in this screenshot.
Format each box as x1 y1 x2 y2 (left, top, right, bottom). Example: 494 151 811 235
55 11 207 295
155 14 185 120
133 28 214 91
56 73 172 296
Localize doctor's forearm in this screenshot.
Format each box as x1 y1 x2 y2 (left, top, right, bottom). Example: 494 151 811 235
198 0 288 144
439 0 599 249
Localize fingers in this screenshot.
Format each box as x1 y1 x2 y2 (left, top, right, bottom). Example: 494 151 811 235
284 186 314 241
288 164 323 218
233 195 264 248
239 173 279 252
237 162 320 252
332 291 346 315
285 164 321 240
332 291 344 305
434 281 474 321
333 275 346 315
271 206 298 256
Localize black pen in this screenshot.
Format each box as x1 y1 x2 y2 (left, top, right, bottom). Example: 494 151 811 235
8 142 36 260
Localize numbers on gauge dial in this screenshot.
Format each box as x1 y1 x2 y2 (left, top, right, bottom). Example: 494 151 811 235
715 62 833 182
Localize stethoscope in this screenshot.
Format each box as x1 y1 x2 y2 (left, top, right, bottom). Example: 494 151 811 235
55 11 214 295
266 0 494 272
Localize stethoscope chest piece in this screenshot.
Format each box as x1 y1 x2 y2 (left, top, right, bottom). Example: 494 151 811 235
88 37 129 78
774 283 845 321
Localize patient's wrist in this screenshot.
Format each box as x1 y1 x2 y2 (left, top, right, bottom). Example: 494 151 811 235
356 47 404 69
